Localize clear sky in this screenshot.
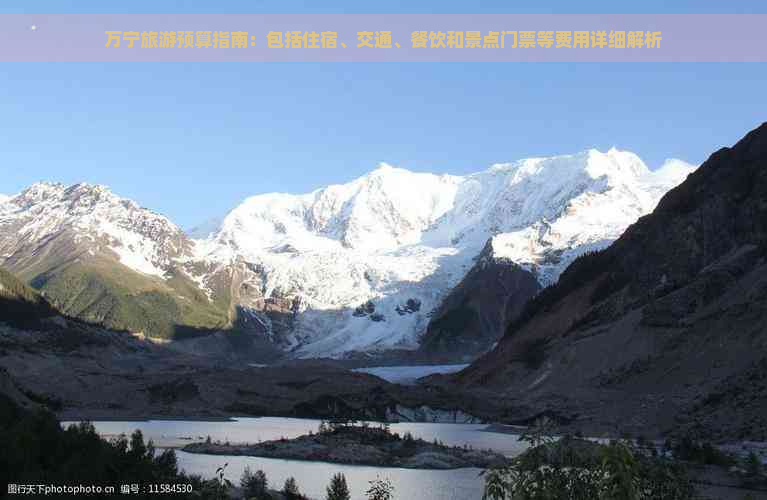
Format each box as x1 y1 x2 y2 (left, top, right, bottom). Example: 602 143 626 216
1 1 766 228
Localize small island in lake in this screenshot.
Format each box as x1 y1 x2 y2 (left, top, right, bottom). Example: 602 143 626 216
183 419 509 470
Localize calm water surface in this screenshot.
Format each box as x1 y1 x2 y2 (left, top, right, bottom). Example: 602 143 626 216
351 364 470 385
65 417 527 500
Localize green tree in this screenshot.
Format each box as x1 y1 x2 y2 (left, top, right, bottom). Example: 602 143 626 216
0 392 219 500
326 473 351 500
283 476 302 499
240 466 269 499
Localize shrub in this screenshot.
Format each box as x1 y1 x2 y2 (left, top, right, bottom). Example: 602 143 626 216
483 421 697 500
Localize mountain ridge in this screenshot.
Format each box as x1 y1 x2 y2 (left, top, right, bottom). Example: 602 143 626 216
1 148 695 358
450 123 767 440
193 149 695 357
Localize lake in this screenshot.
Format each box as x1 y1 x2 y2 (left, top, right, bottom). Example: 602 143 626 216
65 417 527 500
351 364 470 385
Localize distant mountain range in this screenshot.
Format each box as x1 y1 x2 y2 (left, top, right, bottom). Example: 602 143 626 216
0 149 694 359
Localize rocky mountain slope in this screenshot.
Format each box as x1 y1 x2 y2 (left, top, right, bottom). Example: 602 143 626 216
453 123 767 441
0 183 235 340
0 267 469 424
1 149 693 359
417 240 542 359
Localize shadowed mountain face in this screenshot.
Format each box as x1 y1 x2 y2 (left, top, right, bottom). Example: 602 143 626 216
455 123 767 440
419 240 541 360
0 267 56 329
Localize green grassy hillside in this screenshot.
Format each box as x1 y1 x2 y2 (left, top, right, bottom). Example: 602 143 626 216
28 260 231 340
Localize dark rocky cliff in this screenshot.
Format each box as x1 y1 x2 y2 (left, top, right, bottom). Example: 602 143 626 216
419 240 541 360
452 123 767 440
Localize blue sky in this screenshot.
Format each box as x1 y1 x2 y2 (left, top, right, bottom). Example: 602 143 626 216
1 1 766 228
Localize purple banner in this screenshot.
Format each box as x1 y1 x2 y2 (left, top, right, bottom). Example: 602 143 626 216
0 14 765 62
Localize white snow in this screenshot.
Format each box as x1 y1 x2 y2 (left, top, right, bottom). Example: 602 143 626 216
96 219 168 277
193 149 696 357
0 182 183 279
187 216 225 240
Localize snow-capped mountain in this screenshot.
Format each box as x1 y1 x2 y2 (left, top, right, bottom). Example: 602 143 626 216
480 151 697 284
0 182 191 278
193 149 696 358
0 183 238 342
0 150 695 358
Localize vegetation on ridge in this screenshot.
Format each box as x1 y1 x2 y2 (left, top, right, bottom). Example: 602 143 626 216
28 260 230 339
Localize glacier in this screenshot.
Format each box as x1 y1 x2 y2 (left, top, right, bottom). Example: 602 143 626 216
192 149 696 358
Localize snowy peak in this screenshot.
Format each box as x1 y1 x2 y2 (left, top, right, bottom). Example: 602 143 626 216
595 147 651 179
425 148 667 252
0 182 190 278
210 163 461 256
193 149 696 357
315 163 460 250
483 151 695 284
208 149 669 261
644 158 696 186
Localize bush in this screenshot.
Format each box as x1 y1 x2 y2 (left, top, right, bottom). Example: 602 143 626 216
483 422 697 500
326 473 351 500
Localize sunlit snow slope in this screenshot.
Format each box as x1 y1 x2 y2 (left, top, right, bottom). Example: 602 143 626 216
194 149 695 357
